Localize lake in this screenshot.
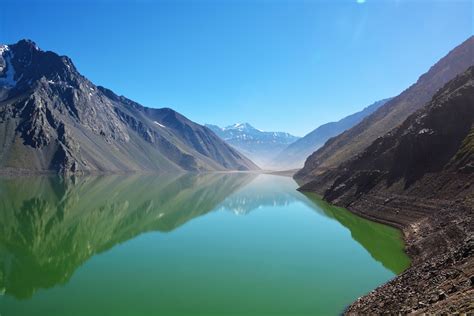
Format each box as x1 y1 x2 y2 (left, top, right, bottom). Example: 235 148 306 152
0 173 410 315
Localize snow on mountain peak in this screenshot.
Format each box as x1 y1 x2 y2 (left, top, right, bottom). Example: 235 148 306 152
0 47 17 87
205 122 300 168
225 122 255 131
0 45 9 55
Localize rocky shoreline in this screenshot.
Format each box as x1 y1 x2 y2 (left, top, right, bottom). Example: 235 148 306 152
298 176 473 314
347 199 472 314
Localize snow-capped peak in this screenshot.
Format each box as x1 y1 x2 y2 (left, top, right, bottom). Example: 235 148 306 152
0 45 9 55
0 47 17 88
225 122 254 131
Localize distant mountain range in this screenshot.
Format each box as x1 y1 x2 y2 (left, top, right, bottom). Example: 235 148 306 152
207 98 393 171
205 123 299 168
272 98 391 170
0 40 258 174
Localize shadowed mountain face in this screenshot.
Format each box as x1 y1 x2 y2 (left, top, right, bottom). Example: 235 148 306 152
296 36 474 184
205 123 299 168
0 40 258 173
300 66 474 221
0 174 409 303
273 98 390 170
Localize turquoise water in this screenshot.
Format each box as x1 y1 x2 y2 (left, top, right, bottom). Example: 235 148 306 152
0 173 410 315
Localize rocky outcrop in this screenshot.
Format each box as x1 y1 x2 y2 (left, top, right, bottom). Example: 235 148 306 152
0 40 258 174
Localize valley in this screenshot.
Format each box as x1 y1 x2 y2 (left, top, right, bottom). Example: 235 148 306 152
0 25 472 316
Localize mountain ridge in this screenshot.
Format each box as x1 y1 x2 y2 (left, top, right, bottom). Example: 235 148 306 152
273 98 391 170
296 36 474 183
0 39 258 174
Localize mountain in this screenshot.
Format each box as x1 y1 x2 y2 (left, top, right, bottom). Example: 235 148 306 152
301 66 474 218
296 36 474 184
301 66 474 314
272 98 390 170
205 123 299 168
0 39 258 174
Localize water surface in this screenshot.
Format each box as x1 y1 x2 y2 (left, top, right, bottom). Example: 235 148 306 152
0 173 410 315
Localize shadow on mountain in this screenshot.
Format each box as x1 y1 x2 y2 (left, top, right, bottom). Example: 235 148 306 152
0 173 255 299
301 192 411 275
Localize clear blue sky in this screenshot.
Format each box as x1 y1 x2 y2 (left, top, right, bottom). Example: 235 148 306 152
1 0 472 136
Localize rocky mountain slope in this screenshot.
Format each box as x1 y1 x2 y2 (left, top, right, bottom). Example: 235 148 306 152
273 98 390 170
0 40 258 174
296 36 474 183
300 66 474 313
206 123 299 168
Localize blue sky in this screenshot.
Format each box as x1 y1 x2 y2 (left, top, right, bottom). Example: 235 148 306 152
1 0 472 136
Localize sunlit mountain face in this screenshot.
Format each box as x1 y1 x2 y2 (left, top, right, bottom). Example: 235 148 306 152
0 40 258 174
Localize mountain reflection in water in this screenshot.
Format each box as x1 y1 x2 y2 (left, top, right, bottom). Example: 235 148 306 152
0 173 409 302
